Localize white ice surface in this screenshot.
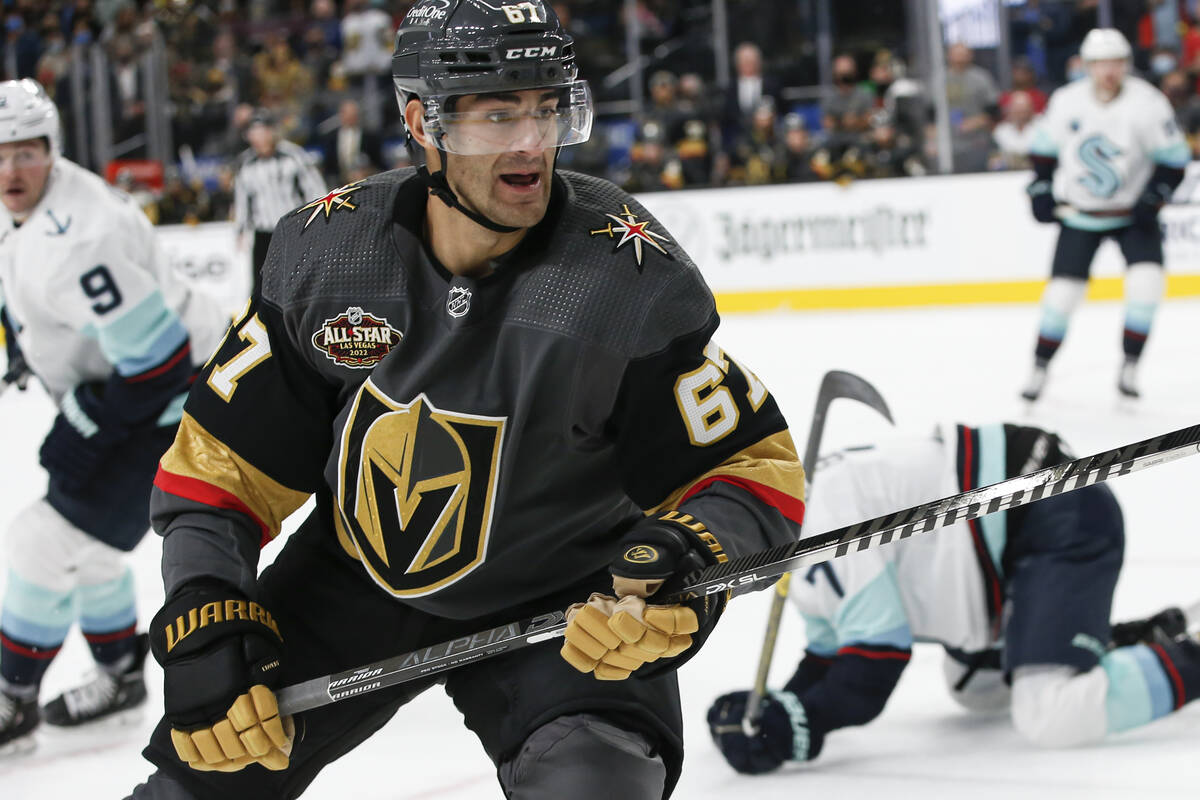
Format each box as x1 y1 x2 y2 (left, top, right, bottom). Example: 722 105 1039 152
1 298 1197 799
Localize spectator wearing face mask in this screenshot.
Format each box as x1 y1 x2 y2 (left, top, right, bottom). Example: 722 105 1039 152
1065 54 1087 83
1149 46 1179 81
822 54 874 154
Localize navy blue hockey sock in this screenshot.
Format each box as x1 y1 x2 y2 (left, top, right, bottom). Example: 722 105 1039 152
1122 327 1148 359
84 623 139 672
1 629 60 690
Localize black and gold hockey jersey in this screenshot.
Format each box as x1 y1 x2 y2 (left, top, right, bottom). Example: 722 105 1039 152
151 168 805 619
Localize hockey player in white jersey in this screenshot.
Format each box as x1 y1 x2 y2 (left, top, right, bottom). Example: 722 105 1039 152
707 423 1200 774
0 79 224 755
1021 29 1189 401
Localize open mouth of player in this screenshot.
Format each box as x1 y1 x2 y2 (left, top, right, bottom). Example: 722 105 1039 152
499 172 541 192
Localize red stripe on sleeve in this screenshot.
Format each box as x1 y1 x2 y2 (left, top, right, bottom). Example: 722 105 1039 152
126 342 191 383
960 427 974 491
837 646 912 662
82 623 138 645
679 475 806 524
1150 643 1188 709
1 633 61 660
154 465 272 547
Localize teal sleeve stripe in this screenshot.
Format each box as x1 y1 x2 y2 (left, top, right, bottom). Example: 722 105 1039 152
1102 645 1172 732
843 622 913 650
1152 142 1191 169
155 391 188 427
1124 302 1156 335
1030 129 1059 156
769 690 812 761
977 424 1009 573
2 570 76 633
76 569 137 623
1039 307 1070 340
833 564 911 647
96 291 188 374
802 613 838 657
0 609 71 647
79 606 137 634
1062 212 1131 232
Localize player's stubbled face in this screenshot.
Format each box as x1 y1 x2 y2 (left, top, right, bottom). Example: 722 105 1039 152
445 89 558 229
1088 59 1125 98
0 139 51 218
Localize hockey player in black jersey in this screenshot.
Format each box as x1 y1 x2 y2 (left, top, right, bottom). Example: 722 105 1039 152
126 2 805 798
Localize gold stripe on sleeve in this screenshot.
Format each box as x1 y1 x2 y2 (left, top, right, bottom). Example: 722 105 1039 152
160 412 311 540
649 430 806 516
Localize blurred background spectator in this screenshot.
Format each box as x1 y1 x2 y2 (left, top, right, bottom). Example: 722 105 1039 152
1001 56 1048 113
944 42 1000 173
722 42 782 150
822 53 875 157
318 97 383 186
991 90 1040 170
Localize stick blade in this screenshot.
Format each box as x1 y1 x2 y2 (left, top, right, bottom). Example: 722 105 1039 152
814 370 894 424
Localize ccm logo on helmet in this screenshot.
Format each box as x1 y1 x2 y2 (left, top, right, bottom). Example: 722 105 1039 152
506 46 557 59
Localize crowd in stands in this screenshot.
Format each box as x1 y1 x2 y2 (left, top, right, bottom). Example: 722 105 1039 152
3 0 1200 225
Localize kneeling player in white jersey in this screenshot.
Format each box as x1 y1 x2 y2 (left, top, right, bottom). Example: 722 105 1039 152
708 423 1200 773
0 80 225 754
1022 29 1189 401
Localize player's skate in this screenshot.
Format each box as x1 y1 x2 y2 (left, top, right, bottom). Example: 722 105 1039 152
1020 361 1048 402
1117 358 1140 399
0 689 39 757
41 634 148 728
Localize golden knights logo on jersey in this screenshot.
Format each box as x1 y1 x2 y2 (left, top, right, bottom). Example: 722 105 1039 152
311 306 403 368
335 383 505 597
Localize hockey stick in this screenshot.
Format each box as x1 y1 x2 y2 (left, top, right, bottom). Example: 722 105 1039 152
276 423 1200 716
741 371 893 735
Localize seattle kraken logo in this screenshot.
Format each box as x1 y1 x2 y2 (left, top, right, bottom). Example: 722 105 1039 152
1077 135 1123 199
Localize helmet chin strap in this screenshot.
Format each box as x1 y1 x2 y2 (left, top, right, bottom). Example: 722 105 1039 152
418 150 521 234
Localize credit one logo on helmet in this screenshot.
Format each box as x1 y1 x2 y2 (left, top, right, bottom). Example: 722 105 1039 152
405 2 448 22
505 46 558 59
312 306 403 368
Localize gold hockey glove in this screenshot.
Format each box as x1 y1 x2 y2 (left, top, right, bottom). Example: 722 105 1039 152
561 511 726 680
170 685 295 772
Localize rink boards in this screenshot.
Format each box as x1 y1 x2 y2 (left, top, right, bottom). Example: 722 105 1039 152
156 169 1200 320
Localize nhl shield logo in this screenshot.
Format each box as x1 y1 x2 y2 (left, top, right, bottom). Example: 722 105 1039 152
446 286 472 318
312 306 402 368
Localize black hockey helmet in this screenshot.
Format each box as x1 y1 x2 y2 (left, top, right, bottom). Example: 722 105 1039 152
392 0 592 156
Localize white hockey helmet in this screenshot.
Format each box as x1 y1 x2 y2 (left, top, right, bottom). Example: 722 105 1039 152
1080 29 1132 62
0 79 61 155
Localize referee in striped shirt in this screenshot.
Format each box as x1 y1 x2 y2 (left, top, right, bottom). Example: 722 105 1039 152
233 111 326 297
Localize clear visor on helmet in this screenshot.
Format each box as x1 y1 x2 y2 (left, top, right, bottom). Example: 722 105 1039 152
420 80 593 156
